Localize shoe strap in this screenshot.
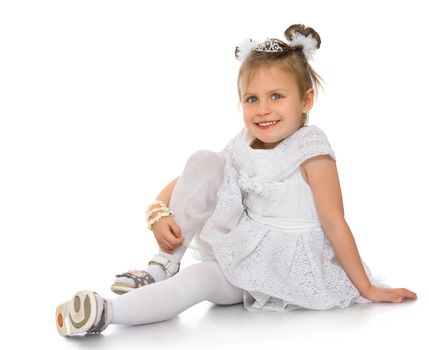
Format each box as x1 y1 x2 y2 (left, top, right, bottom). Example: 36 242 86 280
148 254 180 277
115 271 155 288
86 294 111 334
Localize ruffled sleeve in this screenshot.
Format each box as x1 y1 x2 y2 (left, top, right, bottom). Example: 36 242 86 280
282 125 336 178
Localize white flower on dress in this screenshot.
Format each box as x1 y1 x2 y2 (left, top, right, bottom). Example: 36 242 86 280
238 171 274 197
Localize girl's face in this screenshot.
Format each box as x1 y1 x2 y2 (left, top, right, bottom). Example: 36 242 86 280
240 65 314 149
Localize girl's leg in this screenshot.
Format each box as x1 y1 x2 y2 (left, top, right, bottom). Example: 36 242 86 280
111 260 243 325
114 150 225 286
148 150 225 273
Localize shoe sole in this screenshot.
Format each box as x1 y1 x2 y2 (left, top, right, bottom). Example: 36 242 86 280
110 284 133 295
56 290 97 336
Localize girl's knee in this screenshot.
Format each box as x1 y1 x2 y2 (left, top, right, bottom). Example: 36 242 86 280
185 150 225 172
182 260 222 279
179 261 223 292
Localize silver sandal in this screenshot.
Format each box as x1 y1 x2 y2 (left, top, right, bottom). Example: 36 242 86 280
111 254 181 295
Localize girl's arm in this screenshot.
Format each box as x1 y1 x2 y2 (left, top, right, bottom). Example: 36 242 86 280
152 176 181 212
302 155 417 303
149 176 184 253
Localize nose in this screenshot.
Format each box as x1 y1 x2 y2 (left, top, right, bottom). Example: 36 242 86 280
256 98 271 116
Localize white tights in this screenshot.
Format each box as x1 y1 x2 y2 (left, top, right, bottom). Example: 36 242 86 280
111 150 242 325
111 260 244 325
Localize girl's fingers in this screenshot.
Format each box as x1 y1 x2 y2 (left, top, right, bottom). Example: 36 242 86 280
167 230 184 247
369 287 417 303
172 236 185 247
392 288 417 302
401 288 418 299
169 223 182 239
162 239 173 249
160 241 173 253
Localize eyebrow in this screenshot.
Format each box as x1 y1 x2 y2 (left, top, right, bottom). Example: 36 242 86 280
242 89 288 97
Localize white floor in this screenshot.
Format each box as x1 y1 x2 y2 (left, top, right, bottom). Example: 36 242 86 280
5 248 424 350
49 299 423 350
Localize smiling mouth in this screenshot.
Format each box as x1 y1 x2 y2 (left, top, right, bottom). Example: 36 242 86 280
255 120 280 128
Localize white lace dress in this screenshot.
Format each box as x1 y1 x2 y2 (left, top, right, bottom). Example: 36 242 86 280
169 125 389 312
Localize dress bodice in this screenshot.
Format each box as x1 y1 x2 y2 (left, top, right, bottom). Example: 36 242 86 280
233 126 336 224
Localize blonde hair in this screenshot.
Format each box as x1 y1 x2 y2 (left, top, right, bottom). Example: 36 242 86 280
237 24 325 127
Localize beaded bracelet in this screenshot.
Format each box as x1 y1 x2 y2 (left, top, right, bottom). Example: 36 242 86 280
146 199 171 220
146 199 174 231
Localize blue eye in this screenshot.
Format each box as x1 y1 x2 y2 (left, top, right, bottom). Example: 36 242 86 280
245 93 283 103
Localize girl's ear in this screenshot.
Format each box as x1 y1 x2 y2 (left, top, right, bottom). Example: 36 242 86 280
302 88 315 113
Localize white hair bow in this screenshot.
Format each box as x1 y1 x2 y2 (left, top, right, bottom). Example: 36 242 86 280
235 33 318 62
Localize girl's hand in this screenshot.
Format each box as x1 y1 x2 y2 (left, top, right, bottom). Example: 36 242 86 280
362 285 418 303
151 216 185 254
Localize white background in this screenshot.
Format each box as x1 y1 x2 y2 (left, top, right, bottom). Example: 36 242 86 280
0 0 428 349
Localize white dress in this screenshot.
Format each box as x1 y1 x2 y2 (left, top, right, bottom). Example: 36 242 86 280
168 125 389 312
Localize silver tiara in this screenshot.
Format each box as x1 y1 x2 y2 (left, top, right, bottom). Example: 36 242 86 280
254 38 283 53
235 33 318 62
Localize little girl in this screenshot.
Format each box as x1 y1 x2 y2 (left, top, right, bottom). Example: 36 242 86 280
55 24 417 336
